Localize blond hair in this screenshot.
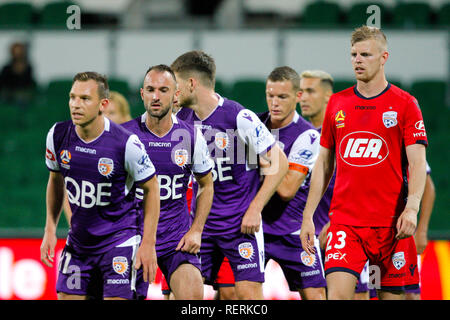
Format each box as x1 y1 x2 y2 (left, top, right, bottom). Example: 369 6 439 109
351 25 387 51
109 91 131 122
300 70 334 91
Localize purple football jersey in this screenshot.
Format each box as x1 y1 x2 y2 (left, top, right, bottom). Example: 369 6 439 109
122 113 212 255
177 95 276 235
259 112 320 235
45 117 156 255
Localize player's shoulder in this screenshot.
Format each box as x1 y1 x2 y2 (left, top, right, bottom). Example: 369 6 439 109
387 83 418 105
106 118 139 147
331 85 356 100
174 115 195 131
175 107 194 121
51 119 72 132
121 116 142 132
293 113 316 131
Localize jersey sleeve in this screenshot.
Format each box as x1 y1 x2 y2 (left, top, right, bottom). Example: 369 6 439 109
288 129 320 175
236 109 276 155
403 97 428 147
45 124 60 172
192 127 213 175
320 95 336 150
124 134 156 184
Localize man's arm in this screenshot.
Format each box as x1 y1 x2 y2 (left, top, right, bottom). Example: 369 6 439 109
396 144 427 239
135 175 160 283
415 174 435 254
277 170 307 201
40 171 65 267
241 144 288 234
300 146 335 254
176 172 214 254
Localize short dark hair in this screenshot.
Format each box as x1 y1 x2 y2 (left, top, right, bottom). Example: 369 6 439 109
73 71 109 99
267 66 300 91
145 64 177 83
171 50 216 88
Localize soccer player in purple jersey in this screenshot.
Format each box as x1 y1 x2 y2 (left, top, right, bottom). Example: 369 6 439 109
40 72 160 300
259 66 326 300
299 70 370 299
123 64 214 299
171 51 288 299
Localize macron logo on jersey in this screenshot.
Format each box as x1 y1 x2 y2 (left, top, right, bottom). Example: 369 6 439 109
339 131 389 167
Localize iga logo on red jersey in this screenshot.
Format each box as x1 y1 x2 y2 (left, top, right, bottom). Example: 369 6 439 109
339 131 389 167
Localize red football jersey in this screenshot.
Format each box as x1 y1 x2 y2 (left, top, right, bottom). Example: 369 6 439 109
321 83 428 227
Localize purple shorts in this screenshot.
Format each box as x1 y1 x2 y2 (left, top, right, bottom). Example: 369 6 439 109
157 249 201 288
265 233 326 291
56 235 147 299
200 230 265 285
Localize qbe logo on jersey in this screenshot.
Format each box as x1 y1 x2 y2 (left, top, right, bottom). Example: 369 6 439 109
339 131 389 167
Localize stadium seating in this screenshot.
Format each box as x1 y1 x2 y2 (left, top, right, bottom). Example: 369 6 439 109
38 1 78 28
214 78 229 98
229 79 267 113
0 2 34 29
391 2 433 28
333 79 355 93
108 78 130 97
411 79 448 132
346 2 390 28
437 2 450 26
300 1 342 27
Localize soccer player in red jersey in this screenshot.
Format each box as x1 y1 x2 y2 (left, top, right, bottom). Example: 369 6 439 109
300 26 428 300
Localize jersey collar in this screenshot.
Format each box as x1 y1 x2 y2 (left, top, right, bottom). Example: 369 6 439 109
353 83 391 100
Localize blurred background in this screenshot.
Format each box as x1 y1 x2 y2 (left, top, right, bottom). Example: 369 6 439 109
0 0 448 300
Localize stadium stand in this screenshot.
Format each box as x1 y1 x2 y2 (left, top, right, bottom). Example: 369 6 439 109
0 2 34 29
391 2 433 28
346 2 390 28
38 0 78 28
300 1 342 27
229 78 267 113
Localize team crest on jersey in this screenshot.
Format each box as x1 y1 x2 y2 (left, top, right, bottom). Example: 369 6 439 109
98 157 114 177
335 110 346 128
215 132 229 151
238 242 254 260
301 251 316 267
382 111 398 128
112 256 128 276
60 150 71 164
392 251 406 270
174 149 189 167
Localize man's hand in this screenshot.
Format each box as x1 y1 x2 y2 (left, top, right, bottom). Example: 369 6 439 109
300 218 316 255
241 203 261 234
396 208 418 240
176 229 202 254
135 241 157 283
40 231 58 267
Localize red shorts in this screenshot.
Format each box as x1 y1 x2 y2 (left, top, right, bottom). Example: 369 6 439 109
213 256 235 288
324 223 419 291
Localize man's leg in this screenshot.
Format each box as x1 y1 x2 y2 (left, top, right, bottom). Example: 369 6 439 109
235 280 264 300
299 287 326 300
57 292 87 300
377 289 405 300
170 263 204 300
326 271 358 300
